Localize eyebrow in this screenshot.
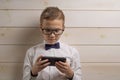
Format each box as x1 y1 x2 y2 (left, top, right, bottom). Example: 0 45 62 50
42 27 63 30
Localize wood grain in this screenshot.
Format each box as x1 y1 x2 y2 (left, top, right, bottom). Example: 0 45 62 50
1 11 120 27
0 0 120 10
0 0 120 80
0 63 119 80
0 28 120 45
82 63 120 80
0 45 120 63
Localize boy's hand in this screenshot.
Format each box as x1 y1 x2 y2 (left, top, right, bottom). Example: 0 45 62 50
31 55 50 75
55 61 74 79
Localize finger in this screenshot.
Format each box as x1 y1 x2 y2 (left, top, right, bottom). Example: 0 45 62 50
40 62 51 69
56 62 69 70
58 61 67 66
37 59 49 66
59 61 70 69
42 62 51 67
40 59 49 65
36 55 42 62
56 64 65 73
55 62 65 69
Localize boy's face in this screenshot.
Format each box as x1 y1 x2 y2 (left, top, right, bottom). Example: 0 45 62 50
40 19 64 44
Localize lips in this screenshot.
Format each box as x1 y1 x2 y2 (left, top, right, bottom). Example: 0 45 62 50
48 39 56 41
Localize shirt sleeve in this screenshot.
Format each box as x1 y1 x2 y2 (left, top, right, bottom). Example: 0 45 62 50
23 48 37 80
71 48 82 80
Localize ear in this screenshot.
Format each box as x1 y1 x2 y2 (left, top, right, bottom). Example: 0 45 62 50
40 28 42 33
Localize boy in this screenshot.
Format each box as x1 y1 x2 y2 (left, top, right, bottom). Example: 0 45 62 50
23 7 81 80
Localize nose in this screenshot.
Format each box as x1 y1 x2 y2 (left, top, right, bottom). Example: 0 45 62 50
49 32 55 37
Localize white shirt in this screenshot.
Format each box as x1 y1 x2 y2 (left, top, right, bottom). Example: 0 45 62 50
23 42 82 80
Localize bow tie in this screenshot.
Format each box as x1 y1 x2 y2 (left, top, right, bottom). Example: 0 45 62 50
45 42 60 50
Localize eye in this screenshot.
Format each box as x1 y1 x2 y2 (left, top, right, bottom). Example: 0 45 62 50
45 29 51 32
54 29 60 32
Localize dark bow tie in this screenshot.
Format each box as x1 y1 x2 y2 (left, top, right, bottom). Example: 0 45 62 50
45 42 60 50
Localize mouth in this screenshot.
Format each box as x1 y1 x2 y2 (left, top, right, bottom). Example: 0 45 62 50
48 39 56 41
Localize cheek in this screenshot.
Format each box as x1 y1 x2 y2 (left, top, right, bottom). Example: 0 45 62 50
42 34 61 40
56 35 61 39
43 35 48 39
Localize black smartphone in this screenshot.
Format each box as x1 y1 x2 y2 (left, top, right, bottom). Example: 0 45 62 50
41 56 66 66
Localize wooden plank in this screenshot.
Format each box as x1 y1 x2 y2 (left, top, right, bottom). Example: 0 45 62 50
1 63 119 80
0 10 41 27
0 28 120 45
64 11 120 27
0 28 42 44
0 0 120 10
0 63 19 80
82 63 120 80
0 45 30 62
61 28 120 45
74 46 120 62
0 45 120 63
1 11 120 27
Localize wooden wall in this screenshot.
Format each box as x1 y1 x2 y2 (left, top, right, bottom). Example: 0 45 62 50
0 0 120 80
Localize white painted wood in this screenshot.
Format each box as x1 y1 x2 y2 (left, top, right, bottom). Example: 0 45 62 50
0 45 120 63
1 0 120 10
1 11 120 27
64 11 120 27
0 10 41 27
0 63 19 80
74 46 120 62
0 28 120 45
0 28 42 44
0 0 120 80
82 63 120 80
61 28 120 45
0 63 119 80
0 45 30 62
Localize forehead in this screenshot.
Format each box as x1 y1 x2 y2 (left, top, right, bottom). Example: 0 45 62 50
42 19 63 28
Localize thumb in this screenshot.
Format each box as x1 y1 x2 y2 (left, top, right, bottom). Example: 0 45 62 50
36 55 42 62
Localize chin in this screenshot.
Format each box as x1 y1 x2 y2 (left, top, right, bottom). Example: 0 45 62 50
49 42 56 44
48 40 57 44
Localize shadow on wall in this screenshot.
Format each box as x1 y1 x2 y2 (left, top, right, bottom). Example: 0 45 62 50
0 22 43 80
17 26 44 79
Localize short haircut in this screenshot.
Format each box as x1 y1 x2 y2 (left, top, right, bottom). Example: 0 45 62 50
40 7 65 26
